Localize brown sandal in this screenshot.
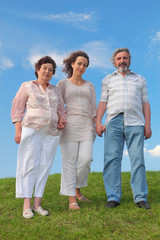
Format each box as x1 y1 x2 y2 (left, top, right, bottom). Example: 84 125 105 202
77 195 91 203
69 202 80 210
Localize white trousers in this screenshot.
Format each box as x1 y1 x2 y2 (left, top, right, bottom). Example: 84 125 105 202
16 127 59 198
60 141 93 196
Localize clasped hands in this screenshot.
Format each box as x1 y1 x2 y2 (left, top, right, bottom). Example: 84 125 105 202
96 122 105 137
57 117 67 130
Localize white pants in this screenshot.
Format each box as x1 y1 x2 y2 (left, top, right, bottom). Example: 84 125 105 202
16 127 59 198
60 141 93 196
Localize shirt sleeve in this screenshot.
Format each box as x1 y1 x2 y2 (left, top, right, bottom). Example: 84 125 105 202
141 76 149 103
90 83 97 119
11 82 28 123
56 81 66 118
100 76 108 102
57 80 64 98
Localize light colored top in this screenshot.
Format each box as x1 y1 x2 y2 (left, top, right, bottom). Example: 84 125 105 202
11 80 64 136
57 79 97 143
100 70 149 126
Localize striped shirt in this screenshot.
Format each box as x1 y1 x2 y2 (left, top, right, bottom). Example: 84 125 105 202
100 70 149 126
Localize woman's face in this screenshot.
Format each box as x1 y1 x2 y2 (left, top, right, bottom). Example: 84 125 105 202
71 56 88 77
37 63 53 82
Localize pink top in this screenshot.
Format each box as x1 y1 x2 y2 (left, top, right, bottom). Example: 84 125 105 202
11 80 64 136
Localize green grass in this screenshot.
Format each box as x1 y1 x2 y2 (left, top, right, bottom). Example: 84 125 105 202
0 172 160 240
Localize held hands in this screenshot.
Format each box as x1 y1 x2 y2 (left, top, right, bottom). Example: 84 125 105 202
96 122 105 137
57 111 67 130
57 117 67 130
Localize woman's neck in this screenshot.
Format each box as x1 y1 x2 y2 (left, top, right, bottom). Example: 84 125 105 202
37 78 48 91
69 75 85 86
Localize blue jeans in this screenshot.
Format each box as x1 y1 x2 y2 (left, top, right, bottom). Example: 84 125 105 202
103 113 148 203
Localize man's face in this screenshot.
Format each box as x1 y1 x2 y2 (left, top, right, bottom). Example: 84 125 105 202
114 51 130 73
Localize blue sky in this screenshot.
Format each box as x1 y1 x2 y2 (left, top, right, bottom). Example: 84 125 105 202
0 0 160 179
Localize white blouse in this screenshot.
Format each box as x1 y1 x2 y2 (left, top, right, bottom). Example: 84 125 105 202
57 79 97 143
11 80 64 136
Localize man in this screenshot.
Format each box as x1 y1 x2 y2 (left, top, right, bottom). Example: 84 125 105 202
96 48 152 210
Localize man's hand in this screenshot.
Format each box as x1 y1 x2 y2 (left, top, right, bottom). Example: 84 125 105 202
96 101 107 137
144 124 152 140
96 122 105 137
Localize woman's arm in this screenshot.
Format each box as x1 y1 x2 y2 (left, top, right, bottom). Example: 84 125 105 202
14 121 22 144
96 101 107 137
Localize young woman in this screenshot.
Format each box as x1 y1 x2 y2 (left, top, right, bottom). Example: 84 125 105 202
57 51 97 210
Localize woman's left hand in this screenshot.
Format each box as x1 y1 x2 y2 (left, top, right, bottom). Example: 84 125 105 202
57 118 67 130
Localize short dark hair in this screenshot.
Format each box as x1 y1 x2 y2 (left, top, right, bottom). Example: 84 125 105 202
35 56 57 78
62 51 89 78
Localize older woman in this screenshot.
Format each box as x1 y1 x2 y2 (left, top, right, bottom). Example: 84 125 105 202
57 51 97 210
11 56 66 219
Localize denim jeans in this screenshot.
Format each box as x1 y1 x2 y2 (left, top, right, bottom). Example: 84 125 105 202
103 113 148 203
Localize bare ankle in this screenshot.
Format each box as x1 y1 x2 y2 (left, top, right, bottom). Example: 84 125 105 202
69 196 77 205
23 198 31 211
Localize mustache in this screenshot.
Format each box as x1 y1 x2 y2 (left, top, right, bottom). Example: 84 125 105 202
119 62 127 66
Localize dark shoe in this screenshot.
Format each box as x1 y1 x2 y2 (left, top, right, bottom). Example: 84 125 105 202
136 201 151 210
105 201 120 208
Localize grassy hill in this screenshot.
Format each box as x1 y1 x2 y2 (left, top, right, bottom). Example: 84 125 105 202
0 172 160 239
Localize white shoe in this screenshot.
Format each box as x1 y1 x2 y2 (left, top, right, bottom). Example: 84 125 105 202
23 208 34 219
33 206 49 216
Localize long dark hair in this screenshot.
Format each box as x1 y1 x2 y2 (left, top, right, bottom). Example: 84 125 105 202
62 51 89 78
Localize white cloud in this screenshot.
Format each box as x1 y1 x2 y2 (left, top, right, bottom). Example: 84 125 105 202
151 31 160 42
0 41 14 71
28 11 97 32
25 41 113 72
145 145 160 157
124 145 160 158
82 41 113 69
0 57 14 70
147 31 160 62
26 51 66 68
49 12 92 22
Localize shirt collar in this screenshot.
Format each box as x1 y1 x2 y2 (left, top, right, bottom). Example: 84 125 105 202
111 70 135 76
32 79 52 87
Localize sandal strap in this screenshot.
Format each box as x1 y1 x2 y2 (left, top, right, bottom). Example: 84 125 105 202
69 203 78 207
69 202 79 210
77 195 91 202
23 208 34 219
78 195 84 201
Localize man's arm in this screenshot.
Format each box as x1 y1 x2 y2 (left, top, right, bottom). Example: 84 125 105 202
96 101 107 137
143 102 152 140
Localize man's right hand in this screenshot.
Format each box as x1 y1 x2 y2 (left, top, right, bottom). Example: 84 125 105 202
96 122 105 137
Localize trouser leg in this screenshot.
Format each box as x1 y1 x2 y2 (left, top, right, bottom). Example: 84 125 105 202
16 127 42 198
34 134 59 197
16 127 59 199
125 126 148 203
60 142 78 196
103 114 124 203
76 141 93 188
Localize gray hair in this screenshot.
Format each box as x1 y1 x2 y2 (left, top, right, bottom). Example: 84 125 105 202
110 48 131 65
